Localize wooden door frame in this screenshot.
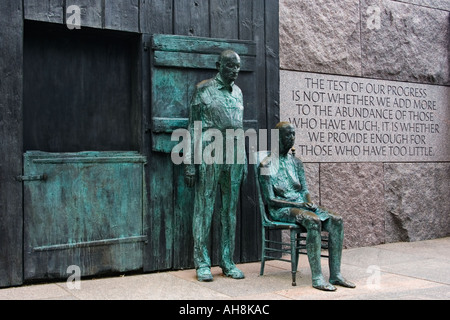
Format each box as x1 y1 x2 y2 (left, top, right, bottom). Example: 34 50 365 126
0 0 24 288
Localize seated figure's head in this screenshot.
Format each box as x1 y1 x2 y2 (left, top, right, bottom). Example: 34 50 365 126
275 122 295 154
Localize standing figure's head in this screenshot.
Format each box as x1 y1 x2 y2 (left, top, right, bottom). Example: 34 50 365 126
275 122 296 155
217 50 241 85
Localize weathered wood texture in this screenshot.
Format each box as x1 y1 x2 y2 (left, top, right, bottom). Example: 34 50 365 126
14 0 279 279
0 0 24 288
23 22 141 153
24 0 64 23
23 0 275 45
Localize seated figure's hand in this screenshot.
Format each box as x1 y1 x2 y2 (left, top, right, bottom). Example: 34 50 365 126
305 202 318 211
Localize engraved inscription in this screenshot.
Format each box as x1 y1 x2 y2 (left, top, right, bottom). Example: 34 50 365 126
280 71 450 162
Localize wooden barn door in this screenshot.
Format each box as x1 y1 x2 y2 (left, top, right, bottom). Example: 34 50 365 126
22 23 145 280
143 34 263 271
22 151 146 280
141 0 280 272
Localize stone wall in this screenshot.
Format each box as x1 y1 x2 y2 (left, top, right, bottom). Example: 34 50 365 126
279 0 450 248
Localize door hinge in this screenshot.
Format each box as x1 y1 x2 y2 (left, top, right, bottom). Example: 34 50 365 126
16 174 47 182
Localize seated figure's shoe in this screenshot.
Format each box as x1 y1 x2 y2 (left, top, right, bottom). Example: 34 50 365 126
329 275 356 288
222 266 245 279
196 267 213 282
312 276 336 291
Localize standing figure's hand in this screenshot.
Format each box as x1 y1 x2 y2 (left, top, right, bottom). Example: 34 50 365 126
185 174 195 188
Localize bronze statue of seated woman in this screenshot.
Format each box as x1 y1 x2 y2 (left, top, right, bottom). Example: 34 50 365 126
258 122 356 291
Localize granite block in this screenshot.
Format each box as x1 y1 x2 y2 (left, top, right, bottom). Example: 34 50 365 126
320 163 386 248
361 0 450 85
279 0 362 76
384 162 450 242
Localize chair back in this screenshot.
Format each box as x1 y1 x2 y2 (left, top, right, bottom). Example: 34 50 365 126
253 151 275 227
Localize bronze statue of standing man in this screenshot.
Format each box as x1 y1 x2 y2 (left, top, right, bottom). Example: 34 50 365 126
185 50 246 281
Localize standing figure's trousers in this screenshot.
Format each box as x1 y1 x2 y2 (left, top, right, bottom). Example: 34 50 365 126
192 161 244 271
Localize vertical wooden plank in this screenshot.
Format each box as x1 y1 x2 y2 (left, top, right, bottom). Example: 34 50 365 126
140 0 173 34
144 45 177 271
236 0 265 263
210 0 239 39
239 163 260 262
254 0 267 124
173 0 210 37
0 0 23 287
141 34 154 272
131 31 144 153
104 0 140 32
24 0 64 23
145 153 174 271
238 0 254 41
264 0 280 130
172 165 195 269
264 0 281 249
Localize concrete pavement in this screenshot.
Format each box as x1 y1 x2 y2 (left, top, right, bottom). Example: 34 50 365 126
1 237 449 300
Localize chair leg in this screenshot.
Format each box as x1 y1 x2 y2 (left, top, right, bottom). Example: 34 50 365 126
260 228 266 276
295 233 301 270
290 230 297 286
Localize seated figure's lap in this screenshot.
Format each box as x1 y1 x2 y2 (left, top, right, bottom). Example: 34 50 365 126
288 207 342 232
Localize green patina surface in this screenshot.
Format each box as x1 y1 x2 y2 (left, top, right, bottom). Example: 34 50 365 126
23 151 146 279
257 123 356 291
22 34 264 279
145 34 265 273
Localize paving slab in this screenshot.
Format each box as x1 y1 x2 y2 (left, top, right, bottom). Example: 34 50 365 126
0 283 72 300
0 237 448 300
65 273 230 300
374 238 450 262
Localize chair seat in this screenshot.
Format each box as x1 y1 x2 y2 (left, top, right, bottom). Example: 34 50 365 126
264 221 304 231
264 220 298 228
